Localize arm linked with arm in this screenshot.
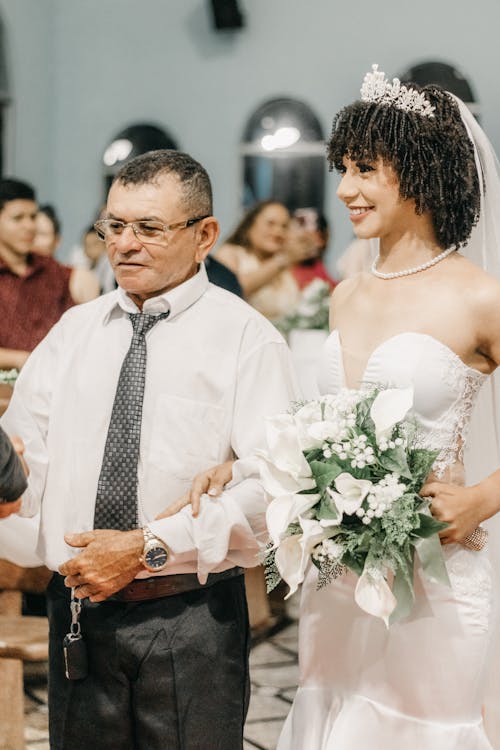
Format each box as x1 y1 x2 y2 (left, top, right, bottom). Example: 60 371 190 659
148 336 301 581
0 327 59 517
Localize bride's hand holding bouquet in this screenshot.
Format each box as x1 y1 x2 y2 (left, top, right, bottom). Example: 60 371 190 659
260 386 450 625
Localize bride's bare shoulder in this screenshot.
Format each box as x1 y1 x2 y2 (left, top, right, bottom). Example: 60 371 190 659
456 254 500 298
331 273 367 302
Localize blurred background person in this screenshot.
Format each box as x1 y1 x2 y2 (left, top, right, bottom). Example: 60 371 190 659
336 236 373 279
216 200 317 320
78 223 116 294
33 204 61 257
289 209 337 290
0 178 100 370
205 253 242 296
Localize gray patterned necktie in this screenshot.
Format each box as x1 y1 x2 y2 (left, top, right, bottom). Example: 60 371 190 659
93 311 169 531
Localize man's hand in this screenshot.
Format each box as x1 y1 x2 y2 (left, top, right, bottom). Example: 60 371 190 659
59 529 144 602
421 481 483 544
0 498 21 518
11 436 28 477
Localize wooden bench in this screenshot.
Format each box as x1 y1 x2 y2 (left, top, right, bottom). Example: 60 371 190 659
0 563 51 750
0 612 49 750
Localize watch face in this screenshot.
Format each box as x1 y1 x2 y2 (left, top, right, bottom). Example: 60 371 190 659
145 546 168 569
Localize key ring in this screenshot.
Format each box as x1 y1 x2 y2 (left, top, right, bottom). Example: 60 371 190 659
70 587 82 637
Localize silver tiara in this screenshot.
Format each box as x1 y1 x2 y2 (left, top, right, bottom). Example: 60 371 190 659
360 64 435 118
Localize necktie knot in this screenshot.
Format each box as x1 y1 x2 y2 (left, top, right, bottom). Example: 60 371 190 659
129 311 169 337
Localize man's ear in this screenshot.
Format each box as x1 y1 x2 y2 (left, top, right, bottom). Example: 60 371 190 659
194 217 220 263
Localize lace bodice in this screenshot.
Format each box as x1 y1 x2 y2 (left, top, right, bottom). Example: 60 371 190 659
317 331 488 478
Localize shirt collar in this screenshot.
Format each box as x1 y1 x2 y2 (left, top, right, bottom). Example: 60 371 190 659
0 252 45 277
103 263 209 324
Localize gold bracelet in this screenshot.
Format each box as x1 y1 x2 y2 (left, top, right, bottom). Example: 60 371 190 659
461 526 488 551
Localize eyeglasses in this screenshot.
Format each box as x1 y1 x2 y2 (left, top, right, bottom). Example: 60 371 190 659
93 215 210 244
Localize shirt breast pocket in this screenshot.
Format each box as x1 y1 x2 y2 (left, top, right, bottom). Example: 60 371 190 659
147 394 227 480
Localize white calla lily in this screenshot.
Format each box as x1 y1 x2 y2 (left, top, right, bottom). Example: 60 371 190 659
264 414 313 478
266 492 320 546
258 453 316 499
294 401 325 450
329 473 373 515
275 518 329 598
275 535 308 599
370 387 413 442
354 567 397 626
299 517 330 550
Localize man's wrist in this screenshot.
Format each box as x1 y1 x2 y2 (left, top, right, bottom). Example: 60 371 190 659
139 526 170 572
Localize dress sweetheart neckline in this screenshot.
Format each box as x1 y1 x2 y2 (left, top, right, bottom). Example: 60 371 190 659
328 329 487 389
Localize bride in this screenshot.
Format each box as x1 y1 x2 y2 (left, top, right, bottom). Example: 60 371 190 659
167 66 500 748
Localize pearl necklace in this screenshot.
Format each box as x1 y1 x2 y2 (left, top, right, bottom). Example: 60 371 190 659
371 247 456 279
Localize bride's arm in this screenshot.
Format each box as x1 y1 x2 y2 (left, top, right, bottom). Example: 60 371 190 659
423 281 500 543
155 461 234 520
420 478 500 544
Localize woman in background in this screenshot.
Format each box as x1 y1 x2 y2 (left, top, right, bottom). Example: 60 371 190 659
217 200 316 319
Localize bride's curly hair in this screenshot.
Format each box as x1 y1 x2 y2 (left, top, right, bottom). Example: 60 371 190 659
327 86 480 249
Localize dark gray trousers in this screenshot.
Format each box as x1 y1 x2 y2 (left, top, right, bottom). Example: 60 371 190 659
47 572 250 750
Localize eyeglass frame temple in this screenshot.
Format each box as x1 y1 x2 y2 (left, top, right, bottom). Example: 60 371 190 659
93 214 211 240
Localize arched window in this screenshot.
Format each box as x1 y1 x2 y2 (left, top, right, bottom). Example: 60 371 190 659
399 60 479 119
102 123 178 194
241 98 325 213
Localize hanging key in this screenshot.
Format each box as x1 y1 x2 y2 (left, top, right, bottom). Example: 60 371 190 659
63 588 88 680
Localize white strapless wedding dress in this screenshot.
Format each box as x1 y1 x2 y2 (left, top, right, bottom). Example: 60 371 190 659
278 331 496 750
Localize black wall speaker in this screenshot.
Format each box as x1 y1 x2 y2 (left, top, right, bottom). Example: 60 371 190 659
209 0 245 30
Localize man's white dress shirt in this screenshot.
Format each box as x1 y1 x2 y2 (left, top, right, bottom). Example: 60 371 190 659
1 265 300 579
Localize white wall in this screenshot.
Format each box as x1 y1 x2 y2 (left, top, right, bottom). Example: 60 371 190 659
1 0 499 266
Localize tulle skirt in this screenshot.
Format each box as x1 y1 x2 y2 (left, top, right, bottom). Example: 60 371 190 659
278 544 495 749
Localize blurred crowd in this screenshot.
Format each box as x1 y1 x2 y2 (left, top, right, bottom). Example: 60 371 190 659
0 172 376 378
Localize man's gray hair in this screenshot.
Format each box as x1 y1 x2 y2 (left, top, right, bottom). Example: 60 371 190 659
114 150 213 216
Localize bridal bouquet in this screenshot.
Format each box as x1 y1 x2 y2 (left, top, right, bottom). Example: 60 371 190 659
0 369 19 385
261 386 450 624
275 278 331 336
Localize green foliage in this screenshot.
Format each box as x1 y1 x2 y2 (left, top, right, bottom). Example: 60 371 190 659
264 385 449 622
413 512 448 538
408 448 440 487
379 446 412 479
309 460 343 494
0 369 19 385
263 546 282 593
274 280 331 336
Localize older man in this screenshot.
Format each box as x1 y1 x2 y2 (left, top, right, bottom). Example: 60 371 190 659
2 150 298 749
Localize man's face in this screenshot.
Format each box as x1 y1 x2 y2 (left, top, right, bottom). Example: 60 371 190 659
0 199 38 257
105 175 214 306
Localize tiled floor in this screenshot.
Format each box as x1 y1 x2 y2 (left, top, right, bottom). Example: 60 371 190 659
24 613 299 750
244 620 298 749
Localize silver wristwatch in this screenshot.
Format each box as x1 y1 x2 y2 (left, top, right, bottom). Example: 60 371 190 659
141 526 169 572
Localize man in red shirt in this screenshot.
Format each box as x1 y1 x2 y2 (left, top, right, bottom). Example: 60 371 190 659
0 179 99 370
